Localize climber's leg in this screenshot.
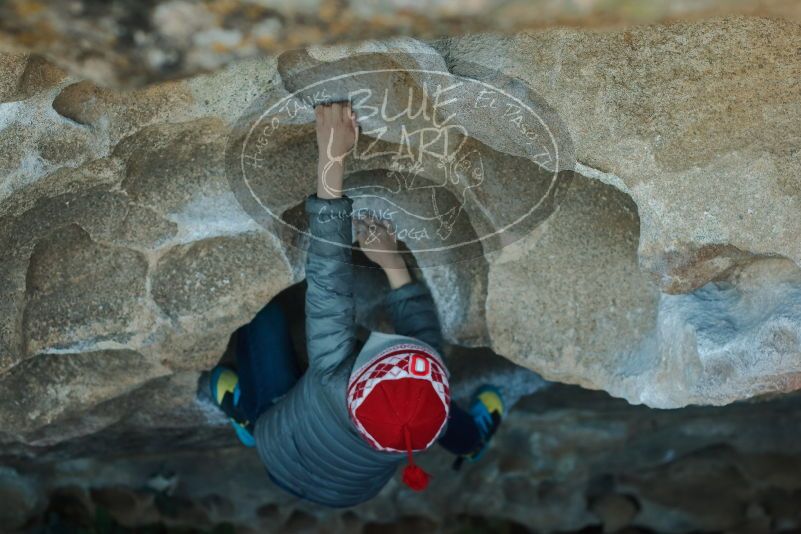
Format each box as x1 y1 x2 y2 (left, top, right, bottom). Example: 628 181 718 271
438 385 505 467
235 297 301 423
437 402 483 455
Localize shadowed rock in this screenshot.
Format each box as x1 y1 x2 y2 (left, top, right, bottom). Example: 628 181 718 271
0 349 162 436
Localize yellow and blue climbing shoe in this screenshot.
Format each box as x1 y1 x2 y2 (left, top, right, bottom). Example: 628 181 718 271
210 366 255 448
454 385 505 469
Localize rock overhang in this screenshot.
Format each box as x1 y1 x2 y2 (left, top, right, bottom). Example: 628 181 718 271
0 19 800 453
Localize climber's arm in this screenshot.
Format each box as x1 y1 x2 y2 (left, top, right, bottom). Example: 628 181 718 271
354 218 444 355
305 102 359 375
385 277 444 356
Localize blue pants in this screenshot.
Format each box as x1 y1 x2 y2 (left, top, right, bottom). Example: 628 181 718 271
235 298 482 456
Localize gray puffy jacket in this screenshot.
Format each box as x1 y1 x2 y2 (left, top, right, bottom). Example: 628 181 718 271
253 194 445 507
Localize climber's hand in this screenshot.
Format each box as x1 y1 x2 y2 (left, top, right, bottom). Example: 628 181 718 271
354 216 401 266
354 216 411 289
315 102 358 199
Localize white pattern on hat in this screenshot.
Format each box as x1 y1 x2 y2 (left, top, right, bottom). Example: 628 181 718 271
347 344 450 453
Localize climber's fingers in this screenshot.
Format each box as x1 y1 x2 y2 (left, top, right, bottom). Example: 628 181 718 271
358 215 377 228
378 217 394 233
354 215 395 242
363 215 392 233
353 221 367 242
353 216 369 232
314 101 358 133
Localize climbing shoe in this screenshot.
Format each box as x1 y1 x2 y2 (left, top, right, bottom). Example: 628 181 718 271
453 385 505 469
209 365 255 448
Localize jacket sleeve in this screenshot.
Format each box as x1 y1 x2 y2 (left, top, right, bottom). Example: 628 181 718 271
304 194 356 376
385 280 444 356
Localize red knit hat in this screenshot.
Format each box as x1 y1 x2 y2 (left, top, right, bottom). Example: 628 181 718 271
347 343 450 491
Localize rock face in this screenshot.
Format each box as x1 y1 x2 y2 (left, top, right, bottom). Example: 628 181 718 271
444 17 801 290
1 17 800 441
445 17 801 405
1 12 801 533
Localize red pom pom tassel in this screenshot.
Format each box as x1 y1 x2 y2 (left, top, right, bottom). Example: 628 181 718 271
401 425 431 491
402 464 430 491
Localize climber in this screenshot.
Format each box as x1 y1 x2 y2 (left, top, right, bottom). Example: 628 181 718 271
207 101 505 507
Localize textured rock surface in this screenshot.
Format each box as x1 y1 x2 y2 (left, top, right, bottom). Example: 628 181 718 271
2 0 801 87
0 18 800 457
444 17 801 292
445 17 801 405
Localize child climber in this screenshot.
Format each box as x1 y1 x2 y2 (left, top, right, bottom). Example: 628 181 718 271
209 101 505 507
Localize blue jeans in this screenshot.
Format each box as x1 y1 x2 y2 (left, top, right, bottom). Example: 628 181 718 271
235 298 482 456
